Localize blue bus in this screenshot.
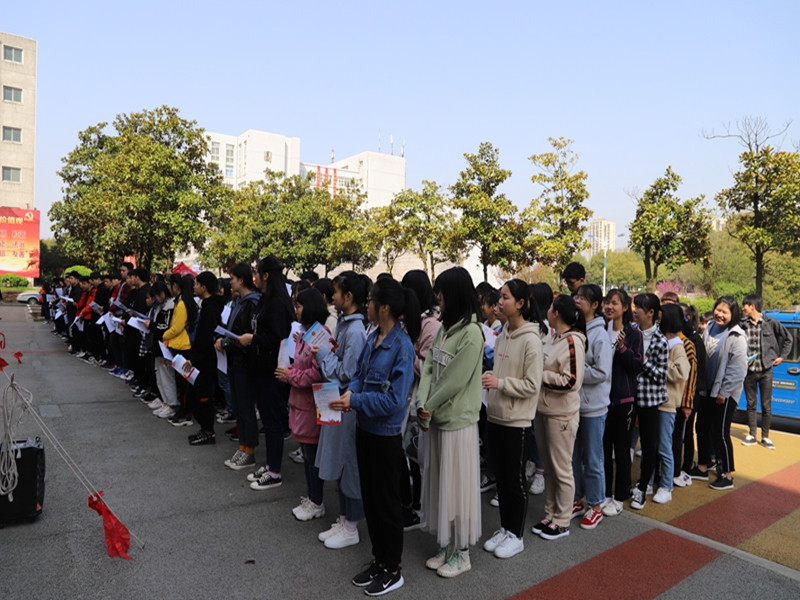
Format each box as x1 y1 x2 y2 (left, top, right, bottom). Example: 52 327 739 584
737 310 800 420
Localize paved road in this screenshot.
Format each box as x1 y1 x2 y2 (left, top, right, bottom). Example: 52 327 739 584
1 304 799 600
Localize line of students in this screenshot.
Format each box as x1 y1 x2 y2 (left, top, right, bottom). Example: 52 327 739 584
43 260 751 597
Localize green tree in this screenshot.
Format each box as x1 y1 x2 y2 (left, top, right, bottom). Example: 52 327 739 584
367 204 411 274
716 146 800 297
671 229 752 298
391 181 463 278
586 250 646 291
628 166 711 291
39 239 74 279
51 106 225 271
450 142 521 281
523 137 593 273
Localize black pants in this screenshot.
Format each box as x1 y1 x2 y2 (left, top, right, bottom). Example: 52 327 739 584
190 366 217 433
744 369 773 438
487 421 529 538
695 395 716 466
356 427 403 572
636 405 660 492
712 396 736 474
603 402 634 501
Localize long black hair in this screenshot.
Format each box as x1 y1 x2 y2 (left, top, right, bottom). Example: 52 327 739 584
230 262 256 291
257 255 291 303
504 279 543 326
606 288 634 326
371 276 421 343
402 269 438 315
434 267 480 330
172 274 198 331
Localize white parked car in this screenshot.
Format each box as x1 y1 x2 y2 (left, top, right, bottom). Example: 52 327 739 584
16 291 41 305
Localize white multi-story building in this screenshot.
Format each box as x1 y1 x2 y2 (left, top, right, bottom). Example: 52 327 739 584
0 32 36 210
586 218 616 259
204 129 406 211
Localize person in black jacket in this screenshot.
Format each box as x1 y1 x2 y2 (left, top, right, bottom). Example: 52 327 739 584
239 256 294 490
183 272 224 446
216 263 262 470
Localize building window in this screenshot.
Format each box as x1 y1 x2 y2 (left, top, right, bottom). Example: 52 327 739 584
3 46 23 63
1 166 22 182
2 127 22 143
210 141 220 163
225 144 234 177
2 86 22 103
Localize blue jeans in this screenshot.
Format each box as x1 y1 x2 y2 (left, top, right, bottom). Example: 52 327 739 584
572 413 607 507
651 410 676 491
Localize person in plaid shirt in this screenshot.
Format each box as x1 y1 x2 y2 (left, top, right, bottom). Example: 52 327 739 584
630 293 669 510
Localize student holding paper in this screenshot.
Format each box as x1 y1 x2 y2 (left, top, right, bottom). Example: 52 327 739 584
237 256 294 488
314 270 370 550
275 287 330 519
415 267 484 578
162 274 197 425
329 276 420 597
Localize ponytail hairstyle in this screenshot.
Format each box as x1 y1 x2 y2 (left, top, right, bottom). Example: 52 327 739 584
370 276 421 343
433 267 480 330
529 282 553 335
633 292 661 326
196 271 219 296
333 270 371 318
605 288 633 326
552 293 587 337
577 283 604 319
178 274 198 329
230 262 256 291
504 278 541 325
257 255 291 303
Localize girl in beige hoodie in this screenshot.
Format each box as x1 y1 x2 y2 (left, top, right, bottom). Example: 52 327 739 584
533 294 586 541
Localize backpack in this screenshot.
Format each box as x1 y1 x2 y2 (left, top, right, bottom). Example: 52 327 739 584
185 300 201 344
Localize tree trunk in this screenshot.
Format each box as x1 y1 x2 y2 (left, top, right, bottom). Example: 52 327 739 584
755 247 764 298
643 248 654 291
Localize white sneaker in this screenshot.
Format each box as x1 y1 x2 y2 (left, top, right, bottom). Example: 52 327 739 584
494 533 524 559
436 549 471 578
646 484 654 496
318 521 344 542
146 398 163 410
489 493 499 507
673 471 693 488
602 498 623 517
529 472 545 495
289 447 304 464
482 528 507 553
154 405 175 419
652 487 673 504
425 545 451 570
324 526 359 549
525 460 535 479
293 497 325 521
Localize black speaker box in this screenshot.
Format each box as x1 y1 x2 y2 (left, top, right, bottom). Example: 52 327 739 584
0 438 45 526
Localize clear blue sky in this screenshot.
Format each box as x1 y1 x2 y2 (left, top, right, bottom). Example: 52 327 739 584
6 1 800 245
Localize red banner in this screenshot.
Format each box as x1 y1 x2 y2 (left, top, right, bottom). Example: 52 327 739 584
0 207 40 277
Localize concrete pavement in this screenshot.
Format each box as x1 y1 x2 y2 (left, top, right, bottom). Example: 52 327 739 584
1 303 799 600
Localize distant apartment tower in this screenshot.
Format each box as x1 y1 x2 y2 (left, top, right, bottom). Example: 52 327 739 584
205 129 406 209
586 218 616 258
0 32 36 209
711 215 727 232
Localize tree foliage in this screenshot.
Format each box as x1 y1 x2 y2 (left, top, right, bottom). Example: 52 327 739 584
628 166 711 291
523 137 593 273
716 146 800 296
203 172 376 274
451 142 521 281
586 250 646 291
51 106 225 271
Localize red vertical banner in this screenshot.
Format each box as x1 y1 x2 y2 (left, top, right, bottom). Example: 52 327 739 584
316 165 321 189
0 208 40 277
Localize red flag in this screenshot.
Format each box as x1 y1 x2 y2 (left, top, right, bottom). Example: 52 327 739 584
88 491 132 560
13 351 23 364
0 357 8 371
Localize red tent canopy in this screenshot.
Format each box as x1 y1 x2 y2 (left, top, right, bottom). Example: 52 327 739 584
171 261 197 277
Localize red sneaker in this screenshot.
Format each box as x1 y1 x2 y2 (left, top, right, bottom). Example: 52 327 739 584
580 506 604 530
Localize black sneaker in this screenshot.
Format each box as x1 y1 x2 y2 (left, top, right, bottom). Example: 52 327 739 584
531 518 552 535
364 568 403 596
709 475 734 490
188 431 216 446
402 507 423 531
687 466 709 481
539 521 570 540
169 413 194 427
479 473 496 493
352 562 383 587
